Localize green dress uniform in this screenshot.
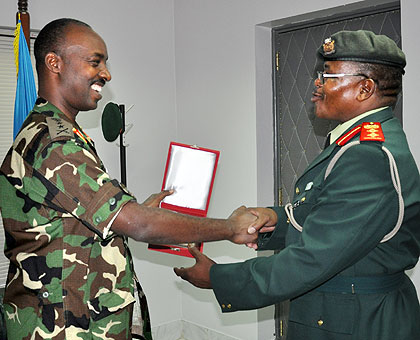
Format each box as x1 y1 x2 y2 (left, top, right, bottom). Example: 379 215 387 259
210 107 420 339
0 99 152 340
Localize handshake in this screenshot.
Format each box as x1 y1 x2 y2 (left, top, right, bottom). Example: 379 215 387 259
226 205 278 247
173 205 278 289
139 190 278 289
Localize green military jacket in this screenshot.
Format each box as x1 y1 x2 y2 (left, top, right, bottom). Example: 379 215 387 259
0 99 151 340
210 107 420 340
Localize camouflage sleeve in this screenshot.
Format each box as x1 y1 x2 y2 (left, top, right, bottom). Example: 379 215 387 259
22 137 135 239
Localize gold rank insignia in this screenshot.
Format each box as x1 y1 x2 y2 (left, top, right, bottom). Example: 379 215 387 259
360 122 385 142
323 38 335 55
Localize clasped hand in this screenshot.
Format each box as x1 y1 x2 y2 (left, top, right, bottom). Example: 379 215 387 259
174 206 277 288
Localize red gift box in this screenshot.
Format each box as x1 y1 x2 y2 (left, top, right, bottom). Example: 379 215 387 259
148 142 220 257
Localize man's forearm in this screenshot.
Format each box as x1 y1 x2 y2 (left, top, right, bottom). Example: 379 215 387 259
113 201 235 244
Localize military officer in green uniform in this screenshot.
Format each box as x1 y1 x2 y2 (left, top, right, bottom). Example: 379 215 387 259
175 30 420 339
0 18 260 340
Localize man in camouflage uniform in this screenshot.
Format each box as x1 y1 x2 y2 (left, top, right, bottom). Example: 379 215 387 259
0 18 259 340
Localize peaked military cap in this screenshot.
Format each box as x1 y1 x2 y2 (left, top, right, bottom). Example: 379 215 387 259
317 30 406 73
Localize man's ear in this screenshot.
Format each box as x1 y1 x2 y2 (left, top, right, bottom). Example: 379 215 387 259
44 52 61 73
357 78 376 101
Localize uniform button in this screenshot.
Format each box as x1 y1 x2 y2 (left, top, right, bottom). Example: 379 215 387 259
42 292 49 298
286 218 290 224
295 187 300 194
301 197 306 202
109 197 116 205
227 304 232 309
317 319 323 326
95 216 102 223
221 304 226 308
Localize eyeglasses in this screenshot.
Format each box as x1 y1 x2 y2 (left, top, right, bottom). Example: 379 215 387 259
316 71 367 85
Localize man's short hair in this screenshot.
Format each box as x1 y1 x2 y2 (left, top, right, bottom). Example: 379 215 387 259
356 62 403 100
34 18 91 73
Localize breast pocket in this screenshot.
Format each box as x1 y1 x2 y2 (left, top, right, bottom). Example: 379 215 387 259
291 184 321 227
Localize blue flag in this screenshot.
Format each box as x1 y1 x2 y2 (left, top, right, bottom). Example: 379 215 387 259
13 19 37 139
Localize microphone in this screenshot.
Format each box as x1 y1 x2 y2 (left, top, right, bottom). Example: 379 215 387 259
101 102 122 142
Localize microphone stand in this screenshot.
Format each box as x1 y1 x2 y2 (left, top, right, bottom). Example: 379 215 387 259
119 104 127 186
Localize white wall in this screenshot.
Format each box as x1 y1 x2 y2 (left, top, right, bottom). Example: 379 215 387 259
172 1 355 339
401 0 420 297
1 1 419 340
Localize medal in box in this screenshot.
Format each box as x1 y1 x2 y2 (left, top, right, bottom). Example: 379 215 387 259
148 142 220 257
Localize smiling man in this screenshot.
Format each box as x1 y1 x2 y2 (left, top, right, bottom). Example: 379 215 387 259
0 18 259 340
174 30 420 340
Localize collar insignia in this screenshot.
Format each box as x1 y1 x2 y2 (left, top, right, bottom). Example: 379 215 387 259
46 117 73 140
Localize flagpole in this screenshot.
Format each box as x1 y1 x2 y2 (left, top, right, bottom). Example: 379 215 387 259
16 0 30 52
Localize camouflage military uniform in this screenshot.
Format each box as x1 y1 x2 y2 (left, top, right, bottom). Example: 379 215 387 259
0 98 152 340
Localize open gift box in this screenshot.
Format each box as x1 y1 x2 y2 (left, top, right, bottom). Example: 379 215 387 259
148 142 220 257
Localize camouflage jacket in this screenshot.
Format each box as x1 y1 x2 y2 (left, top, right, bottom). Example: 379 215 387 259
0 99 151 339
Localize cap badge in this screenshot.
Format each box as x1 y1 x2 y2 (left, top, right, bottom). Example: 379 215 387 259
323 37 335 55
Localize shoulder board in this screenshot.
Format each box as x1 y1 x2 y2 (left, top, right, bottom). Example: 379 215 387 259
46 117 74 140
335 125 362 146
360 122 385 142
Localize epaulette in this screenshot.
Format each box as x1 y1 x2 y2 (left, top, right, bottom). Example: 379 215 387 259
360 122 385 142
46 117 74 140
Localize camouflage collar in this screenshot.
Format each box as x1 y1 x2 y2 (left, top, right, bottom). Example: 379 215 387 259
33 97 97 153
33 97 73 124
